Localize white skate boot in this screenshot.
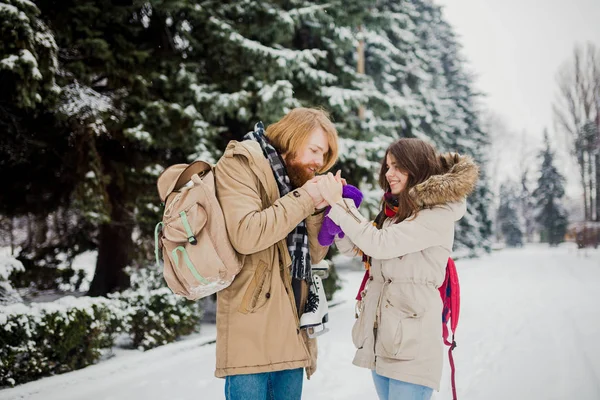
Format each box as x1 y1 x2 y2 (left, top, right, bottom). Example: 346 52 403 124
311 259 330 279
300 274 329 338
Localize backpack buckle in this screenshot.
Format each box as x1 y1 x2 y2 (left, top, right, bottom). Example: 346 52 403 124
188 236 197 245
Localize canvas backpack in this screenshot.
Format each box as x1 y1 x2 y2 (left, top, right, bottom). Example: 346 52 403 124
154 161 243 300
438 257 460 400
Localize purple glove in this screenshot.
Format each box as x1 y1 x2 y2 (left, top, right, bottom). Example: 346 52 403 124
317 184 363 246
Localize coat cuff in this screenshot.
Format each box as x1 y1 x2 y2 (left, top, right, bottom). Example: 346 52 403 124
327 198 367 227
289 187 317 217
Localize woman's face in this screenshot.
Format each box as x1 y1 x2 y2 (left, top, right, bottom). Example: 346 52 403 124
385 154 409 195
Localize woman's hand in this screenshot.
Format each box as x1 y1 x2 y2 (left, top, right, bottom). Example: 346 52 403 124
308 176 329 210
317 171 343 205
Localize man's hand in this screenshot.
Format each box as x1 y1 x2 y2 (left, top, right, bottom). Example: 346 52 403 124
306 172 347 209
302 179 325 207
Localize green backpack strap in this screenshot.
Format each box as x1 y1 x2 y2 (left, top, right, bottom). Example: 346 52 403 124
154 222 164 267
172 246 209 284
179 211 197 245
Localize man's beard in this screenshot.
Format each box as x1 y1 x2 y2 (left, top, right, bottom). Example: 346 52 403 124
285 157 318 188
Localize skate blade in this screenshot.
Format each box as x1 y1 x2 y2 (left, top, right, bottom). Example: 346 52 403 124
306 324 330 339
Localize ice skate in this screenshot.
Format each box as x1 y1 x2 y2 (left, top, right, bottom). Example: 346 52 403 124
311 259 331 279
300 274 329 338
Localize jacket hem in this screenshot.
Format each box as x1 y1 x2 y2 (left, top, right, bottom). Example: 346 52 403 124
352 356 440 391
374 367 440 391
352 355 376 370
215 359 311 378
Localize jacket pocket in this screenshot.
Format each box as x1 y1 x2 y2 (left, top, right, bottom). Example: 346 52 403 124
238 260 272 314
351 312 368 350
376 295 425 360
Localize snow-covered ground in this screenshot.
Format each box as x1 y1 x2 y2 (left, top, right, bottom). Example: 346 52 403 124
2 243 599 400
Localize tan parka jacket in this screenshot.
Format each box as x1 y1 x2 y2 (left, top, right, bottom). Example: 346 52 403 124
213 140 328 379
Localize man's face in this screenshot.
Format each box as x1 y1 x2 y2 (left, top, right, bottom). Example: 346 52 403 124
284 126 329 188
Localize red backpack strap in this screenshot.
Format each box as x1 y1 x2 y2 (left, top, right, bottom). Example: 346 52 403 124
448 334 458 400
356 269 370 301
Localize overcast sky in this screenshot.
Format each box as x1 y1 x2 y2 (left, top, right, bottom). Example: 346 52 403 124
436 0 600 200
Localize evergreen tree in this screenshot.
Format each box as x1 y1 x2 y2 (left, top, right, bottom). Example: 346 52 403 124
182 1 378 184
497 182 524 247
32 0 215 295
0 0 68 216
421 1 493 253
519 168 536 242
533 131 569 246
0 0 95 272
1 0 496 295
362 0 493 251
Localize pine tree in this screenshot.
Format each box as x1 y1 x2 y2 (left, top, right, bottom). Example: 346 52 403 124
0 0 91 267
0 0 66 215
31 0 217 295
497 182 524 247
0 0 59 110
533 131 569 246
1 0 497 295
519 168 536 242
361 0 492 251
181 1 379 183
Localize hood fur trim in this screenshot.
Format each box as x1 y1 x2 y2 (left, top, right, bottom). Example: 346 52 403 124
409 153 479 208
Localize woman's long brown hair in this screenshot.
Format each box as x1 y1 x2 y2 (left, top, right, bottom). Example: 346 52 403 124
374 138 444 228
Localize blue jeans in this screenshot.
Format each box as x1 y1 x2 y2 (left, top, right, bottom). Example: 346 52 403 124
225 368 303 400
372 370 433 400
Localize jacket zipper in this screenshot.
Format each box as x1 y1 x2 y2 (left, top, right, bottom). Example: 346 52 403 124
336 200 361 223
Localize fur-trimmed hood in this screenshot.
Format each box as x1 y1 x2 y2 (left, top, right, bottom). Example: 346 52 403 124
409 153 479 208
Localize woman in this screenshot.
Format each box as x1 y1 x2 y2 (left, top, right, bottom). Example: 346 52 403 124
316 138 479 400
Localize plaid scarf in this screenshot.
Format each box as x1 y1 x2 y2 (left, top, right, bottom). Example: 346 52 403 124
243 122 312 281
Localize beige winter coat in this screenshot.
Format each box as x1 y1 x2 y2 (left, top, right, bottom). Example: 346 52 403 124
213 140 328 379
330 154 478 390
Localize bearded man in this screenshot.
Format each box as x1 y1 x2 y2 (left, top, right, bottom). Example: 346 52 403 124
213 108 339 400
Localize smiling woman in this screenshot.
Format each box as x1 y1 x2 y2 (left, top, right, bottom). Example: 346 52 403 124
314 137 479 400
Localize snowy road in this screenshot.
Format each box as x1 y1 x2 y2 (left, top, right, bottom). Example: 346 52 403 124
2 244 599 400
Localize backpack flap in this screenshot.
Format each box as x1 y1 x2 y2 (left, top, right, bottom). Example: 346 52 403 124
157 161 212 202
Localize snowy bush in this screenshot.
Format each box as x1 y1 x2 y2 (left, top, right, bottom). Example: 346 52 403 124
57 251 97 293
0 253 25 281
116 286 202 351
0 254 24 305
0 264 203 386
0 297 124 387
111 265 202 350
